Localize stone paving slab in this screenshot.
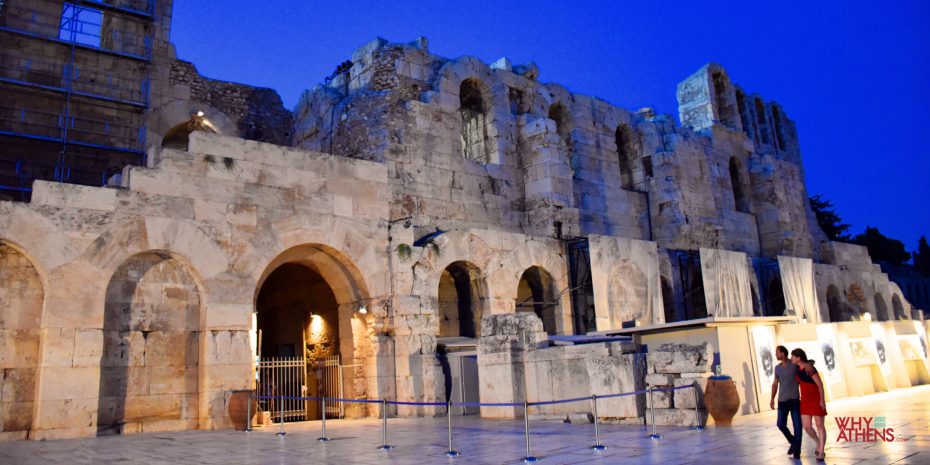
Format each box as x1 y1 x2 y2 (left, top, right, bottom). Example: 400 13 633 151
1 385 927 464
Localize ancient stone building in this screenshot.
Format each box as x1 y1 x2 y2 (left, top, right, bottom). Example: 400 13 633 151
1 3 927 442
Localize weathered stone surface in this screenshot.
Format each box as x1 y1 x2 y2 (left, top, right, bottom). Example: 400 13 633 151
648 343 714 374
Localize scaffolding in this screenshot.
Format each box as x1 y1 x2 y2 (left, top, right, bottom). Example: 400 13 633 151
0 0 154 200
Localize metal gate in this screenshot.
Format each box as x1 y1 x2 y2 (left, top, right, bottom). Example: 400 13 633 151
256 356 307 422
311 355 343 418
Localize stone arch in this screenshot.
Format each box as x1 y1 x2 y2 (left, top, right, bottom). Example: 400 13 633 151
0 240 45 437
729 157 751 213
97 251 204 435
147 100 237 153
82 218 229 286
253 243 375 417
432 57 504 164
892 294 907 320
874 293 890 321
438 261 488 338
826 284 848 322
491 239 570 333
0 203 79 277
765 276 787 316
515 266 558 335
459 78 491 163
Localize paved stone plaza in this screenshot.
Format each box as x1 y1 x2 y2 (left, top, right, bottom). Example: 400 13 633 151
1 385 926 465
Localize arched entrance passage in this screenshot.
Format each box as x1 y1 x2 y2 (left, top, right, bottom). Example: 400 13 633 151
253 244 371 421
516 266 558 335
161 113 218 150
826 285 846 322
874 294 890 321
891 294 907 320
438 261 487 339
98 252 202 436
765 277 787 317
0 242 43 436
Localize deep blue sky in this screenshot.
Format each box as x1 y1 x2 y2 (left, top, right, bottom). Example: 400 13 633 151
171 1 930 252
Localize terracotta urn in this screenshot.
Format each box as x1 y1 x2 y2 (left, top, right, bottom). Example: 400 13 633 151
704 375 740 426
228 389 259 430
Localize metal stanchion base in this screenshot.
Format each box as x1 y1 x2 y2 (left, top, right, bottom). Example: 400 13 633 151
649 434 662 440
591 444 607 451
317 437 331 442
244 427 252 433
377 445 394 451
691 425 705 431
446 450 461 457
275 432 287 437
522 456 540 462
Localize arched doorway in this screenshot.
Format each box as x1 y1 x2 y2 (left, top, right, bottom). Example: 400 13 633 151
516 266 558 335
685 262 707 319
438 261 486 338
661 277 676 323
892 294 907 320
0 242 43 436
161 112 218 149
765 277 787 316
254 245 371 421
874 294 890 321
98 252 202 436
826 285 846 322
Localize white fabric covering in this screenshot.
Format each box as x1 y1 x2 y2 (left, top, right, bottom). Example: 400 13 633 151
700 248 754 317
589 235 664 330
777 256 821 323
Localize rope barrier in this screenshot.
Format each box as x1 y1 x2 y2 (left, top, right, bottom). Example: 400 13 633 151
250 385 702 409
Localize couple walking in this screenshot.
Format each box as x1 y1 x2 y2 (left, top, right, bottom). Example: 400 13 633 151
770 346 828 461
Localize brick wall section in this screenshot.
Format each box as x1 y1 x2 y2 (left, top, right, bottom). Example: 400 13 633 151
170 60 293 146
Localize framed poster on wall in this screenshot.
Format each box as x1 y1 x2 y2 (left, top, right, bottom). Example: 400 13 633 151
750 325 777 400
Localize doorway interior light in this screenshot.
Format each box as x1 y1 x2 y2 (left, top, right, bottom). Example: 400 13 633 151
358 304 368 314
196 110 204 117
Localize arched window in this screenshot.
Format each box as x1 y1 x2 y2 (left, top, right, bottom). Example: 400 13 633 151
616 125 635 190
874 293 890 321
826 285 847 322
438 261 487 338
754 97 770 145
548 103 571 153
459 79 489 163
892 294 907 320
729 157 751 213
771 105 787 150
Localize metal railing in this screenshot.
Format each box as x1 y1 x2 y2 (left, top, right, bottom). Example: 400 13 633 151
247 384 705 463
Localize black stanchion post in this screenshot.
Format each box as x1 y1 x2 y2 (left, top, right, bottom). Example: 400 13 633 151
245 392 252 432
591 394 605 451
276 391 287 437
377 399 393 451
446 400 460 457
648 387 661 440
522 401 539 462
318 396 331 442
691 385 705 430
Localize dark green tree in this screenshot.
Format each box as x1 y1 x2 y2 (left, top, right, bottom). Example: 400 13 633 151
809 194 851 241
913 236 930 276
851 226 911 265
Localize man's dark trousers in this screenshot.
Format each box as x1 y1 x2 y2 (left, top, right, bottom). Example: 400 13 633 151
777 398 802 453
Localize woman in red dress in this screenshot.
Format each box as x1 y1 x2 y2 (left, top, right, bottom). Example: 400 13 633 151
792 348 827 461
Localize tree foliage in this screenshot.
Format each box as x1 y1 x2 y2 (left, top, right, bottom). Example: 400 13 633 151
851 226 911 266
809 194 851 241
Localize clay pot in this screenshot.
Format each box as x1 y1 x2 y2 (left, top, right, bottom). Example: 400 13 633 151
228 390 259 431
704 375 740 426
